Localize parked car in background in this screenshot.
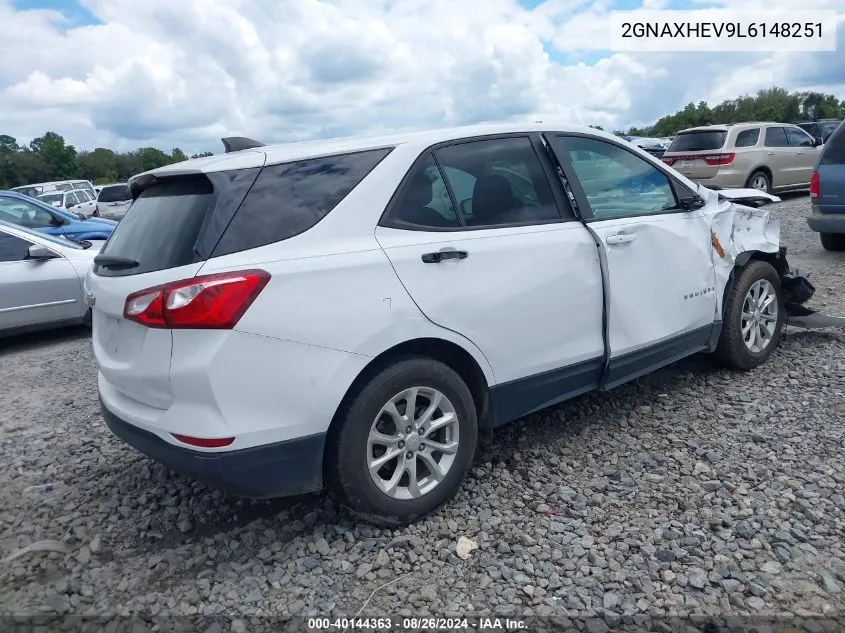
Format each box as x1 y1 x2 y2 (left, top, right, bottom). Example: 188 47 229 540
662 122 822 194
794 119 842 145
37 188 99 217
86 124 813 525
11 179 96 198
96 183 133 219
0 219 100 336
0 191 116 241
626 137 667 159
807 121 845 251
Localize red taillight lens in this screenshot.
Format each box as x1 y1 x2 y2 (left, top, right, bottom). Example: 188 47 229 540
123 269 270 330
810 171 820 199
662 153 735 167
171 434 235 448
702 153 735 166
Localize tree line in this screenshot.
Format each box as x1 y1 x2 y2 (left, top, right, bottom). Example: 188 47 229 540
0 132 213 189
622 87 845 137
2 86 843 189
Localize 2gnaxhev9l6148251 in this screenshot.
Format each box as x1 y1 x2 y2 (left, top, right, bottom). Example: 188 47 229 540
86 123 824 526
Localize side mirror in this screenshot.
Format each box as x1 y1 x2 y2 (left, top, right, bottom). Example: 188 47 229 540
814 136 824 147
50 214 65 226
679 196 706 211
27 244 59 260
66 201 75 209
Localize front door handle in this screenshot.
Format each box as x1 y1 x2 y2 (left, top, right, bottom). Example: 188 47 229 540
606 233 636 246
767 151 776 155
421 249 468 264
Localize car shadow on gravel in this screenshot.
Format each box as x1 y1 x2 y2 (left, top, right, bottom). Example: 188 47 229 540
0 325 90 357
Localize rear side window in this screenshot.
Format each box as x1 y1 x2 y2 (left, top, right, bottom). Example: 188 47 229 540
211 148 391 257
98 185 131 202
734 128 760 147
667 131 726 152
96 176 214 276
764 127 789 147
820 125 845 165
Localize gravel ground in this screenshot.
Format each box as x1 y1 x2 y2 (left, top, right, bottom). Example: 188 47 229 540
1 193 844 629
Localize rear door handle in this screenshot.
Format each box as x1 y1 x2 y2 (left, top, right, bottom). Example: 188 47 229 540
606 233 636 246
766 151 776 155
421 249 468 264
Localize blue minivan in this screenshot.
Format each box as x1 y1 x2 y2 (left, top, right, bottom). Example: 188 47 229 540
0 190 117 241
808 121 845 251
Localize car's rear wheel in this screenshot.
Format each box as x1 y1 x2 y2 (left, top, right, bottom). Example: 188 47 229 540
328 357 477 526
746 170 772 194
820 232 845 252
714 260 784 370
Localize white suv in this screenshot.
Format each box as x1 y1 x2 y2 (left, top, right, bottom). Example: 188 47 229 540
86 124 813 525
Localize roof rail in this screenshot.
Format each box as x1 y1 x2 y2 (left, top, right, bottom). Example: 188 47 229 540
221 137 266 153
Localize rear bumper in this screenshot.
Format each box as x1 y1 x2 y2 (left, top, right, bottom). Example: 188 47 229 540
100 398 326 498
807 213 845 234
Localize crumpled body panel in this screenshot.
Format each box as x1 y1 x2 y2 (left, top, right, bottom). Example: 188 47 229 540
700 188 782 314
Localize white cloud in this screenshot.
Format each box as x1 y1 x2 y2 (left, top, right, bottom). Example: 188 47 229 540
0 0 842 154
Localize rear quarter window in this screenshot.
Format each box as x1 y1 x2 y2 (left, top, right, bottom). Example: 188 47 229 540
733 128 760 147
211 147 392 257
667 131 727 152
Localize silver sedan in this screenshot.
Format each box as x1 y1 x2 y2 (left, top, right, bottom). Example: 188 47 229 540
0 220 101 336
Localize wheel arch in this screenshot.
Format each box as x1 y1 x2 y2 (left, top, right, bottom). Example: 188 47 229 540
323 337 494 482
720 250 784 319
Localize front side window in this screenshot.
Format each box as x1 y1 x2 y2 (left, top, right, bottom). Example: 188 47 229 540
0 198 56 228
785 127 815 148
0 232 33 262
556 136 678 219
764 127 789 148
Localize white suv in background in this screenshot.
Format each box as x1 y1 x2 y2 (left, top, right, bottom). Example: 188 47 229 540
86 124 814 525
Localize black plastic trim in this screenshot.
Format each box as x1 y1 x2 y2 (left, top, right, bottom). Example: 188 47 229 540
100 399 326 498
490 356 604 426
602 324 715 391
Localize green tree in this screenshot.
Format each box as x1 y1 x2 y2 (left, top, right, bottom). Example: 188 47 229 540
78 148 119 183
29 131 77 179
134 147 171 173
170 147 188 163
0 135 18 152
191 151 214 159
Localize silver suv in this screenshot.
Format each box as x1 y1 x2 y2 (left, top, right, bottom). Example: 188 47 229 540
662 122 823 194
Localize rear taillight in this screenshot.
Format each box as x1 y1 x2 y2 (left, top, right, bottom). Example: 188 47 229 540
172 434 235 448
810 170 820 199
662 153 735 166
123 269 270 329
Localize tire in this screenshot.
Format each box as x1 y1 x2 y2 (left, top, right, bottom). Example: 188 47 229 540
745 170 772 194
328 357 478 526
714 260 784 370
820 232 845 252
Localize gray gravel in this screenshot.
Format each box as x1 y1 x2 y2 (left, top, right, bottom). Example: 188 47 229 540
1 193 844 626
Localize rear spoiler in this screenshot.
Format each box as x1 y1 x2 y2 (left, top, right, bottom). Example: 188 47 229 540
221 137 265 153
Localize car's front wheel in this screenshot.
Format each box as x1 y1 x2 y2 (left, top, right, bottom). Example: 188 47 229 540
328 357 478 526
820 232 845 252
714 260 784 370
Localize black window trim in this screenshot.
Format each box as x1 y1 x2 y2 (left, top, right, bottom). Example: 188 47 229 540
544 131 696 223
733 127 761 148
378 132 577 233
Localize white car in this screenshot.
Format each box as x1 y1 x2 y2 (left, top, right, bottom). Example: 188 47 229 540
37 188 99 218
86 123 818 525
0 220 100 336
95 183 133 219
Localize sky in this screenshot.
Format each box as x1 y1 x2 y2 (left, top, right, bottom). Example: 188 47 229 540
1 0 843 155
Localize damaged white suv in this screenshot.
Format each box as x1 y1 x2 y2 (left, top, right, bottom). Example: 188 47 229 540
86 124 821 525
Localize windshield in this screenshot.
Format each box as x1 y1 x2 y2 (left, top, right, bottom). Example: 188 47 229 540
98 185 131 202
12 186 41 198
38 193 64 205
667 130 727 152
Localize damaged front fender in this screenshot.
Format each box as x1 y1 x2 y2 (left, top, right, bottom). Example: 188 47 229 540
702 188 845 330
